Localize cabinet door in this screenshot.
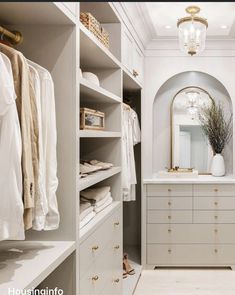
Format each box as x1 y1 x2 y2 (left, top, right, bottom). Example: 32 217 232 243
133 45 144 84
122 28 133 73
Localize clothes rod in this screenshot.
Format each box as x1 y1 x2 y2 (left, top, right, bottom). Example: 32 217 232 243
0 26 23 45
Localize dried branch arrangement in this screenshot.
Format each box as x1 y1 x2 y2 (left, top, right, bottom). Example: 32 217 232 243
198 102 232 154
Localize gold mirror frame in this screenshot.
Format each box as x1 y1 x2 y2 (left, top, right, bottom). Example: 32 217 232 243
170 86 214 174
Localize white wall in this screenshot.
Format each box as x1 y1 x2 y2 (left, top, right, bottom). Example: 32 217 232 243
142 54 235 178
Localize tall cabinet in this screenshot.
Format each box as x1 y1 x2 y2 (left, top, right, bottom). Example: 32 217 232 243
0 2 144 295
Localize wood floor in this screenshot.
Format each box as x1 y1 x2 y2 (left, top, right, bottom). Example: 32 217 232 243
134 269 235 295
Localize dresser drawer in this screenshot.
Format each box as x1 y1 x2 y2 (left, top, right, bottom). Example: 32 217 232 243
147 210 192 224
147 244 235 265
80 207 121 276
147 224 235 244
147 184 192 197
194 196 235 210
194 184 235 197
194 211 235 224
147 197 192 210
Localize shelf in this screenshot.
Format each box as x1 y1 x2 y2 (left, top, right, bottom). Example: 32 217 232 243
79 130 121 138
123 68 142 91
79 166 121 191
80 78 121 104
80 23 121 69
80 201 121 243
0 241 76 292
123 246 142 295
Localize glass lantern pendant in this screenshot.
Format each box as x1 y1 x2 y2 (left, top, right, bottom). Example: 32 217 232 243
177 6 208 56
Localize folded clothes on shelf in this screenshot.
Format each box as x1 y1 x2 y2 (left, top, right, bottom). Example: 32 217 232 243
79 160 114 178
80 211 96 229
89 160 113 170
80 186 111 203
94 196 113 213
80 200 93 221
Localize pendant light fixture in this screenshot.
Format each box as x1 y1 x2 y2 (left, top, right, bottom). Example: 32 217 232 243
177 6 208 56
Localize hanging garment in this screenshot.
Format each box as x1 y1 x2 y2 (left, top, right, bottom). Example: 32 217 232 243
0 53 24 240
27 60 59 230
0 44 37 229
122 106 141 201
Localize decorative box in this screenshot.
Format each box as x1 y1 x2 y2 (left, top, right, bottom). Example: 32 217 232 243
80 108 105 130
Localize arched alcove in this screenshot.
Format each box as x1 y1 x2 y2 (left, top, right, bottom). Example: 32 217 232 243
153 71 233 175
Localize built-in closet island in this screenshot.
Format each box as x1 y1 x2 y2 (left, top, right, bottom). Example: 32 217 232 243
0 2 144 295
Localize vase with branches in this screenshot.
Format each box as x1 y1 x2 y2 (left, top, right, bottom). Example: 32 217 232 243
198 102 232 176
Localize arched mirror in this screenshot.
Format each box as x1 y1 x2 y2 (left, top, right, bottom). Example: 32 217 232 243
171 86 214 174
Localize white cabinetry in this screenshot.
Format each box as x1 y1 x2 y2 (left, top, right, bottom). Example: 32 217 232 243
122 27 144 85
143 181 235 269
63 2 77 16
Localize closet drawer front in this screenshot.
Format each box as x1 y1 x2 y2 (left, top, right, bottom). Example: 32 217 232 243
194 211 235 224
194 196 235 210
80 207 121 276
147 244 235 265
147 184 192 197
147 197 192 210
147 210 192 224
194 184 235 197
147 224 235 244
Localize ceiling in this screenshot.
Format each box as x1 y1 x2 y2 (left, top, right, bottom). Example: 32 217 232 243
139 2 235 40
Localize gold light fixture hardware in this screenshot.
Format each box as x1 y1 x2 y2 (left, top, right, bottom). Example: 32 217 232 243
114 221 120 226
114 279 120 283
92 275 99 281
114 245 120 249
0 26 23 45
92 245 99 251
177 6 208 28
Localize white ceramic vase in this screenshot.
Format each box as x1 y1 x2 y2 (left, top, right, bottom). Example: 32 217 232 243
211 154 225 177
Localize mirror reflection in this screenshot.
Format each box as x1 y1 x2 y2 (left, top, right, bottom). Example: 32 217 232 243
171 87 213 174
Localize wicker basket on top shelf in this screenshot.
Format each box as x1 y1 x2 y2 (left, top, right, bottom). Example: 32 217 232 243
80 12 109 48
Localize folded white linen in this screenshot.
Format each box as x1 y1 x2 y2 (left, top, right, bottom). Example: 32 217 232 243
80 211 96 229
80 206 93 221
81 186 111 202
94 196 113 213
94 192 111 208
80 201 91 213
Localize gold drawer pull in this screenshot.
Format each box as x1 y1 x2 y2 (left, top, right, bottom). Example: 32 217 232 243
168 201 172 206
92 275 99 281
114 278 120 283
168 188 171 192
214 188 218 192
214 202 218 206
92 245 99 251
114 245 120 249
214 249 218 253
168 249 172 254
214 229 218 233
214 215 218 219
114 222 120 226
168 229 172 233
168 215 171 220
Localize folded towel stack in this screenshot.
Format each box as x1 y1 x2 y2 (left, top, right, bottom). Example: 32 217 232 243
79 160 113 178
79 186 113 229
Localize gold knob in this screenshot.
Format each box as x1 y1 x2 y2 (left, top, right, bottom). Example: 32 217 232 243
168 229 172 233
168 201 171 206
92 245 99 251
92 275 99 281
133 70 139 77
168 249 172 253
214 188 218 192
114 222 120 226
214 202 218 206
114 278 120 283
114 245 120 249
168 215 171 219
214 249 218 253
168 188 171 192
214 229 218 233
214 215 218 219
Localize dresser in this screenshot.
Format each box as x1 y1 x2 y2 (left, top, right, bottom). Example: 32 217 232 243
80 207 122 295
143 177 235 269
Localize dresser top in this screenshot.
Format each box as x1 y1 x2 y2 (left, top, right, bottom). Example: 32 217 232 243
143 175 235 184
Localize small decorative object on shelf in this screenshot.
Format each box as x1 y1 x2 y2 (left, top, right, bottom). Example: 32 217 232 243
198 102 232 177
80 12 109 48
80 107 105 130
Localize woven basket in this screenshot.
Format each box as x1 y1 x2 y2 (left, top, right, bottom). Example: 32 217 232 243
80 12 109 48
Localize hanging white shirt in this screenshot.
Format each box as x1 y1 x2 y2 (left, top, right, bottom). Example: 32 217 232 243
0 53 24 240
27 60 60 230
